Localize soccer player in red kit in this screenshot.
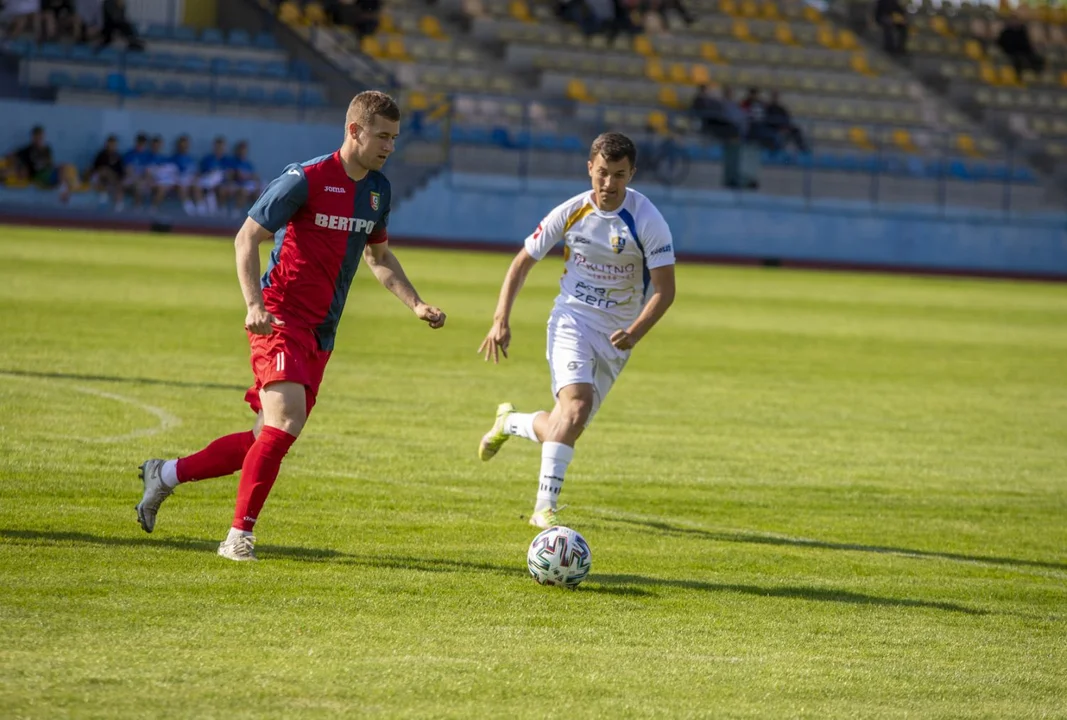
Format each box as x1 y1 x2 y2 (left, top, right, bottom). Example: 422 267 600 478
135 91 446 561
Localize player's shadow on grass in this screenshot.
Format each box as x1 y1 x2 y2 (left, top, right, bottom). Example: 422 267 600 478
596 515 1067 573
0 529 985 614
0 368 246 392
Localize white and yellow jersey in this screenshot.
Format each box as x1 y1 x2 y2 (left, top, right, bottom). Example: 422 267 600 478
524 188 676 334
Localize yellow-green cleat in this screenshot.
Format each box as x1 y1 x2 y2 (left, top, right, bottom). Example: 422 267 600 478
528 505 567 529
478 402 515 461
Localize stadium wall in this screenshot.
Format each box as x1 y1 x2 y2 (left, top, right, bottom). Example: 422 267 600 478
390 174 1067 278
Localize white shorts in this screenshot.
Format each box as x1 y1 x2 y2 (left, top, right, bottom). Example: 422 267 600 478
546 308 629 423
199 170 225 190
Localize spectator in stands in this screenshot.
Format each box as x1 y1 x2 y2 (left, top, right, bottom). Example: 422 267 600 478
149 135 197 214
874 0 908 56
224 140 260 218
120 132 151 210
1 0 40 38
330 0 380 38
765 91 809 153
88 134 124 208
74 0 104 42
558 0 630 38
95 0 143 51
642 0 693 29
40 0 75 41
193 136 230 216
6 125 75 199
998 14 1045 83
692 84 736 141
740 87 776 148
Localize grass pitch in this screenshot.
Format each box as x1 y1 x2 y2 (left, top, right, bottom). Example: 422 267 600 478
0 225 1065 718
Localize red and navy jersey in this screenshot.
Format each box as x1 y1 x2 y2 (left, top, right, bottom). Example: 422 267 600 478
249 151 390 351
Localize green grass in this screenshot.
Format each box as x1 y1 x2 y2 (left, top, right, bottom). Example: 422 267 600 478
1 225 1065 718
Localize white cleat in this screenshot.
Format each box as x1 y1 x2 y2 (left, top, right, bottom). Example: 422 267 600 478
218 529 257 561
478 402 515 461
136 459 173 534
528 505 568 529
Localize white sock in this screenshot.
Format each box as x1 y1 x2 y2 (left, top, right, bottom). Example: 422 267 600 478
161 459 180 488
227 526 253 540
535 441 573 512
505 411 543 442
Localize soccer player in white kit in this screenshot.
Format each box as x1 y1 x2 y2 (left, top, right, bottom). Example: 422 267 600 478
477 132 677 529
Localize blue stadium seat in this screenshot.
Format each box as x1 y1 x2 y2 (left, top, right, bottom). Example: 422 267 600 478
451 126 492 145
3 38 34 57
145 52 177 70
232 60 260 77
47 70 73 87
144 24 172 40
290 60 311 81
558 135 584 153
531 133 561 151
75 73 102 90
215 84 239 102
210 57 232 75
123 51 151 68
228 29 251 46
161 79 187 96
172 26 197 42
106 72 128 94
69 44 96 62
300 86 327 107
187 81 212 99
254 31 277 49
261 61 288 79
37 42 68 59
272 87 297 105
132 77 157 95
200 27 224 44
1011 166 1037 184
243 86 267 104
179 54 209 73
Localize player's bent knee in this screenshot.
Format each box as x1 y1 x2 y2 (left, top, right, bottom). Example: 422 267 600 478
259 381 308 437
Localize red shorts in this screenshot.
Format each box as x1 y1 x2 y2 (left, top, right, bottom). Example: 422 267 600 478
244 325 331 416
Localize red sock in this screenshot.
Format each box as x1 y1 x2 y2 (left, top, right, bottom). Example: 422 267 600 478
176 431 256 483
232 426 296 532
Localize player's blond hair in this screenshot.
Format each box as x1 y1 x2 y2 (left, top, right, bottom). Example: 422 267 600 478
346 90 401 128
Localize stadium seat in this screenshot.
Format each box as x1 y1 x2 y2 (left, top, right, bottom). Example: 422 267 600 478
105 72 128 94
187 81 212 98
229 29 252 46
273 87 298 105
232 60 261 77
173 26 197 42
3 38 33 57
145 52 177 70
179 55 210 73
47 70 73 87
144 24 172 40
243 86 268 104
211 57 232 75
254 31 278 49
132 77 157 94
261 61 289 79
200 28 224 44
124 51 151 69
37 43 68 59
301 86 328 107
215 84 240 102
75 73 102 90
161 79 187 96
290 60 312 81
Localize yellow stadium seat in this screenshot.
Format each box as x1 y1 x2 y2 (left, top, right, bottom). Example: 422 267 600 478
278 1 301 25
891 128 918 153
740 0 759 18
691 63 712 85
379 13 397 34
848 126 874 150
761 2 780 20
1061 70 1067 88
997 65 1019 85
732 20 755 42
304 2 328 25
566 78 593 102
850 53 875 76
803 6 821 22
838 29 858 50
633 35 655 56
930 16 952 37
720 0 738 16
700 41 723 63
407 91 429 111
658 86 681 109
509 0 533 22
420 15 446 39
669 63 688 84
956 134 982 157
385 36 410 60
361 35 383 57
775 23 796 45
964 39 984 61
816 25 836 49
647 110 669 134
979 62 999 85
646 59 666 81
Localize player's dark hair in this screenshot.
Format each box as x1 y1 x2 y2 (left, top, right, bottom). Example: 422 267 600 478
589 132 637 168
347 90 401 128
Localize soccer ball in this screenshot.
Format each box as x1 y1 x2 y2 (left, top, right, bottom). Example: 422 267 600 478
527 526 592 589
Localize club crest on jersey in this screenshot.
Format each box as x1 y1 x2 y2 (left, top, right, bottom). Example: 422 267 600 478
609 230 627 254
369 191 380 211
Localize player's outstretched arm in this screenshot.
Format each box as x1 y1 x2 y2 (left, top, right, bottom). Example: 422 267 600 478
478 248 539 364
363 241 445 329
611 265 676 351
235 216 285 335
